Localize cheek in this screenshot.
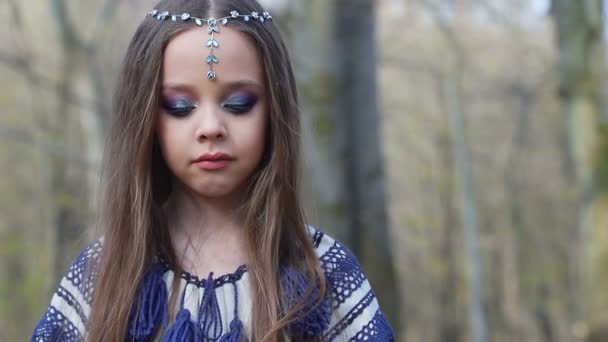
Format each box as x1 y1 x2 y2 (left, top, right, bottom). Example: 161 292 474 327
232 117 267 172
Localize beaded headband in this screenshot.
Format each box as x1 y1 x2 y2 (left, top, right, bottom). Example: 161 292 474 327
147 9 272 81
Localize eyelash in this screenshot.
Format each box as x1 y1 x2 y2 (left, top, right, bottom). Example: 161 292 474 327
161 95 258 117
162 99 197 118
221 98 257 114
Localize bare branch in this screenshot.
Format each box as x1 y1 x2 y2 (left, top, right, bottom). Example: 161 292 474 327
0 124 97 171
419 0 468 64
50 0 91 52
0 53 100 113
88 0 122 44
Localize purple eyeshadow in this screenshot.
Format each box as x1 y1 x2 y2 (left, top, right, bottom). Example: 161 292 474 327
221 90 258 114
226 91 257 104
161 95 194 108
161 95 197 117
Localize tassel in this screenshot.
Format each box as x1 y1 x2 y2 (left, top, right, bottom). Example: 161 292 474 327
218 318 244 342
280 266 331 337
198 272 223 339
128 264 169 340
218 281 244 342
162 309 202 342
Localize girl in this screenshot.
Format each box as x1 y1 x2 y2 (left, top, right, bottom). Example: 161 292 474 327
31 0 394 341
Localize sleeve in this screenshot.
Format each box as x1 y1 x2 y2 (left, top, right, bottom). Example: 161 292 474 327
310 227 396 341
30 240 102 342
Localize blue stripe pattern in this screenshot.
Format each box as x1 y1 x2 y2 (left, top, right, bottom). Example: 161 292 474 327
31 227 395 341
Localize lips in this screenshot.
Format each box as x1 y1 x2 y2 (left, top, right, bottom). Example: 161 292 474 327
193 152 234 170
193 152 233 162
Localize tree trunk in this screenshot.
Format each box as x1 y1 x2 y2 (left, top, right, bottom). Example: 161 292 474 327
435 105 463 342
552 0 608 338
443 73 488 342
285 0 353 245
50 0 89 285
332 0 401 334
285 0 402 335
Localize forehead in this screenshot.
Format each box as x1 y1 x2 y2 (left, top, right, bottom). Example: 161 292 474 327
162 26 263 87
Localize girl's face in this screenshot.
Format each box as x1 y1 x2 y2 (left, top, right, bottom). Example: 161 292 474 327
156 26 268 201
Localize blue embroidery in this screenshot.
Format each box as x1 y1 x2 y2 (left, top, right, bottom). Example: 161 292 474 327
312 229 324 248
128 264 168 340
280 266 331 337
55 286 87 329
157 257 247 288
351 310 394 341
31 305 83 342
64 241 101 304
31 229 395 341
320 241 367 308
323 289 375 340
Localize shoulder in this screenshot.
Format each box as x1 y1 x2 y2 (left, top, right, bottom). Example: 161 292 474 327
31 239 103 341
307 225 367 306
307 226 395 341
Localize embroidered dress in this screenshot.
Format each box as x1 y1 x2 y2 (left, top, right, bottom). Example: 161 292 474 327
31 227 395 341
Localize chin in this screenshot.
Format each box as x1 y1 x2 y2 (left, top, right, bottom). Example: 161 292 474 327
192 183 241 199
195 187 231 198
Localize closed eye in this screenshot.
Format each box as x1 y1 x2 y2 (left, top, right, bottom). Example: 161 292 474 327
222 102 255 113
221 92 258 114
161 97 197 117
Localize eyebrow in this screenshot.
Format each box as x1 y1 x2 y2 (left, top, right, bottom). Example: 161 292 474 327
162 79 265 92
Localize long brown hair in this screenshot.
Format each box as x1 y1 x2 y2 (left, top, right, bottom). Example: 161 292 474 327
87 0 327 341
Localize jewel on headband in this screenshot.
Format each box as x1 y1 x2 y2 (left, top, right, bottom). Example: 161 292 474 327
147 9 273 81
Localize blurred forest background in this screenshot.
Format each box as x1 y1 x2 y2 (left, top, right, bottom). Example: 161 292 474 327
2 0 608 341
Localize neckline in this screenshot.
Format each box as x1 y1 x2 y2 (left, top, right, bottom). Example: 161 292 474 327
156 256 248 288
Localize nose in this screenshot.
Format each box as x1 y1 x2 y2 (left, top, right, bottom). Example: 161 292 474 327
195 104 227 141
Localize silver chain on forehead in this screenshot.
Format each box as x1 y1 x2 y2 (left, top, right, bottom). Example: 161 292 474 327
148 9 272 81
